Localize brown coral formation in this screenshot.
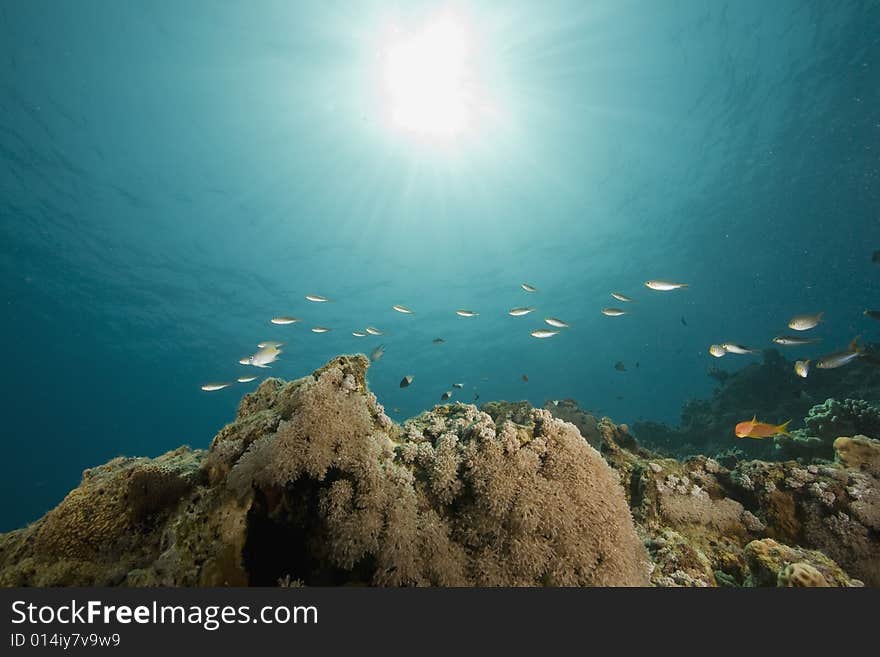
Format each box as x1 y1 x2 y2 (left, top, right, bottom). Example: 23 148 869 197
0 355 648 587
597 417 876 586
743 539 849 587
1 359 877 588
541 399 604 449
0 448 204 586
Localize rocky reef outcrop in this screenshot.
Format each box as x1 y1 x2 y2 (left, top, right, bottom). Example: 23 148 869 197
484 398 878 586
0 355 649 587
600 425 878 586
1 356 877 587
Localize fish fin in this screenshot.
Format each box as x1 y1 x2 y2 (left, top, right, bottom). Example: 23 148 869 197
777 420 792 436
751 414 757 423
849 336 864 354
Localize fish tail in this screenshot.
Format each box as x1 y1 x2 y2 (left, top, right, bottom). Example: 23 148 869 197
776 420 792 437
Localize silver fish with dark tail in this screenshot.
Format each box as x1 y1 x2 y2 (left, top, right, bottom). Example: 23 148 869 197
772 335 821 346
815 338 865 370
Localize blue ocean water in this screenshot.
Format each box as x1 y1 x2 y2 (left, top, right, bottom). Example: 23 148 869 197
1 0 878 531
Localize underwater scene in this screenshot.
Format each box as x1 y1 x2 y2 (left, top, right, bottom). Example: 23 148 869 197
1 0 879 587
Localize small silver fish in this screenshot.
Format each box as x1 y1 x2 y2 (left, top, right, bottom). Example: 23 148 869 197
441 391 452 400
531 329 559 338
773 335 821 346
237 376 258 383
794 360 810 378
399 375 413 388
352 331 367 337
305 294 330 302
721 342 759 355
509 307 536 316
270 316 300 325
257 341 285 349
815 339 864 369
644 280 689 291
544 317 569 328
452 383 463 388
709 344 726 358
366 326 384 336
370 344 385 362
432 337 445 344
242 345 282 368
311 326 331 333
788 312 823 331
201 382 233 391
611 292 633 302
601 308 627 316
865 309 880 321
521 283 538 292
456 309 479 317
392 304 414 314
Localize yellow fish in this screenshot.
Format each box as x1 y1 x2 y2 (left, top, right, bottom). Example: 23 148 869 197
735 416 791 439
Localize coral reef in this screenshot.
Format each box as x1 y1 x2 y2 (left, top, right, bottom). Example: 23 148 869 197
775 399 880 460
1 356 877 588
743 539 850 587
834 435 880 476
0 355 648 587
479 400 535 428
0 448 204 586
632 346 880 460
541 399 603 449
595 417 876 586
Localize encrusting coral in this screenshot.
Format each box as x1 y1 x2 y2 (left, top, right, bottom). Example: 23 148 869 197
0 355 649 587
743 539 849 587
0 448 204 586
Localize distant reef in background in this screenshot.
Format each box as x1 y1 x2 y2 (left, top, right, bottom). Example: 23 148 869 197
1 354 877 587
632 344 880 462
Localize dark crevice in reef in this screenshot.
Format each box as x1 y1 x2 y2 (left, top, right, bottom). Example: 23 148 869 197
243 478 322 586
715 470 761 513
243 471 377 586
628 464 647 517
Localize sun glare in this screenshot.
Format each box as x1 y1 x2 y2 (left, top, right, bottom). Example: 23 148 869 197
381 15 479 139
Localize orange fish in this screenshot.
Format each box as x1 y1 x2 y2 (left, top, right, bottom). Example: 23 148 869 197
735 416 792 439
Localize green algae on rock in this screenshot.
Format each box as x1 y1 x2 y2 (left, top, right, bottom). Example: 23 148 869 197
743 538 857 587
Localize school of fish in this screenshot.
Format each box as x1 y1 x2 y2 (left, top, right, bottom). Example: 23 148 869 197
201 281 874 445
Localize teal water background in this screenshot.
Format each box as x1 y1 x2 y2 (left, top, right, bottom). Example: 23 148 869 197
1 0 878 530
